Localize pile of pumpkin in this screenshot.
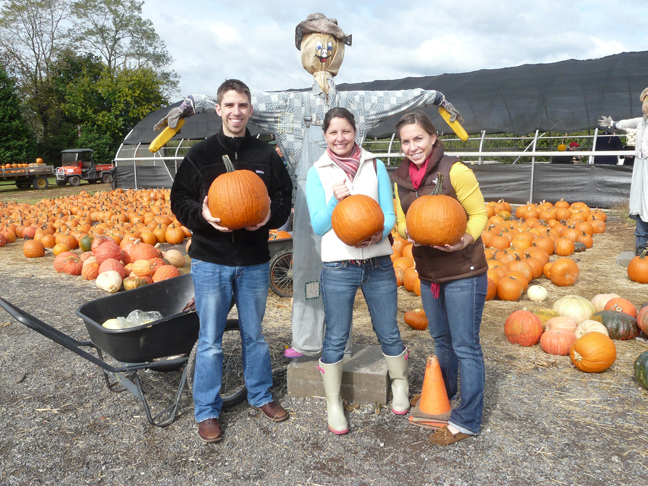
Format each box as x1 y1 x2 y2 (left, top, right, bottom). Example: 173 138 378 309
483 199 607 301
504 293 648 386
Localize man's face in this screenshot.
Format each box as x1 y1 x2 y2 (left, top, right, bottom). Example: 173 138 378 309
216 90 252 137
301 33 345 76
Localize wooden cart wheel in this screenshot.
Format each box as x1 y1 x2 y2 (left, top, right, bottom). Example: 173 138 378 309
186 318 247 408
269 249 293 298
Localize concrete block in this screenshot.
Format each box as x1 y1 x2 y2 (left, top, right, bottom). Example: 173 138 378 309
616 250 635 268
287 344 390 405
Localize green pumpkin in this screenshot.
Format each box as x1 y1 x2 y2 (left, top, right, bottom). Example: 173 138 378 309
573 241 587 252
79 235 94 253
590 310 639 340
634 351 648 390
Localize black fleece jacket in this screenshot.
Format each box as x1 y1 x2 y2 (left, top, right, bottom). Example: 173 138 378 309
170 128 292 266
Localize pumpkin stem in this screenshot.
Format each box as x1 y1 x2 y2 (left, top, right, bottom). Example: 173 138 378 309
432 173 444 196
222 155 235 172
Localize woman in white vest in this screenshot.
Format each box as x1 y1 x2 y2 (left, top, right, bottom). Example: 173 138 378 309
305 107 408 434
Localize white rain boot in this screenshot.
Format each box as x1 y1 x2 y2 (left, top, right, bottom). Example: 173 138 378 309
384 347 410 415
318 359 348 434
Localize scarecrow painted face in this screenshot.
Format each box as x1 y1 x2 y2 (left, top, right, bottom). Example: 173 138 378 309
642 88 648 116
301 33 345 76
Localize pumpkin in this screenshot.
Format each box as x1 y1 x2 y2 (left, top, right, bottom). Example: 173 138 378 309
628 251 648 283
98 258 126 279
123 276 151 291
504 309 543 346
207 155 270 230
570 332 617 373
527 285 548 302
486 278 497 301
531 307 560 328
129 241 159 262
552 295 594 324
637 305 648 335
52 243 71 256
23 239 45 258
58 255 83 275
393 256 414 273
331 194 385 246
404 309 428 330
81 262 100 280
394 267 405 287
152 265 181 283
634 351 648 390
79 235 94 252
94 240 123 265
96 270 122 293
591 293 621 313
540 329 577 356
405 173 467 247
604 297 637 318
574 320 610 339
403 267 419 292
163 249 186 268
132 259 155 277
554 237 575 256
545 316 578 333
590 310 639 340
548 258 579 287
164 223 185 245
497 276 525 301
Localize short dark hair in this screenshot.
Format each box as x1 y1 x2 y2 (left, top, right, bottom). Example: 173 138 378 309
323 107 356 133
216 79 252 105
395 110 438 138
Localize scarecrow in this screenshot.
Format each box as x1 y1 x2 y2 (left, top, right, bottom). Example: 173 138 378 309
155 13 466 358
600 87 648 255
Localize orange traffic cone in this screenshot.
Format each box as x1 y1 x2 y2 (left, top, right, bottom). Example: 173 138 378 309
409 356 452 429
419 356 451 415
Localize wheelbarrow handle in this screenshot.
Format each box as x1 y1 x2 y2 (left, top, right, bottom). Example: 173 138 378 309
0 297 145 373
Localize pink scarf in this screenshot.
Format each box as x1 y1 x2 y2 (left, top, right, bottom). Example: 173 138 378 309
408 153 432 190
327 144 361 181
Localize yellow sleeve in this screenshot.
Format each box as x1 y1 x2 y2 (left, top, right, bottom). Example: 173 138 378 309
394 182 408 240
449 163 488 240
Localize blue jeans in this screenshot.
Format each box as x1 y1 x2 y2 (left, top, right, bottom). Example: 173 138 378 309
635 216 648 248
191 259 273 423
420 273 487 435
320 255 404 364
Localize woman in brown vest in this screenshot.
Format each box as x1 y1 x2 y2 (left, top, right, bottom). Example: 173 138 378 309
391 110 488 445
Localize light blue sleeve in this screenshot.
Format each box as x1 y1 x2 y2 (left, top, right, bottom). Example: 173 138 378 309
305 166 338 236
376 159 396 241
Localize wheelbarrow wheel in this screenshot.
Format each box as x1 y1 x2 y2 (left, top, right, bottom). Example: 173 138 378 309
269 249 293 298
186 318 247 408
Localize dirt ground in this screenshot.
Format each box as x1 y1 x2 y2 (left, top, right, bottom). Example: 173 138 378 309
1 195 648 485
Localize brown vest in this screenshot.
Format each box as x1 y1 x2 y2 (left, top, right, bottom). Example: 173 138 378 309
390 143 487 283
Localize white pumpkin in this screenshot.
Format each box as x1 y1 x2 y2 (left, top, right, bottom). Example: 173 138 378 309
96 270 122 293
527 285 548 302
590 293 621 313
552 295 595 324
163 249 186 268
574 320 610 339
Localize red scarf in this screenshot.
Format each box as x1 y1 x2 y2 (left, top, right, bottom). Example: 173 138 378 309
408 153 432 190
327 144 361 181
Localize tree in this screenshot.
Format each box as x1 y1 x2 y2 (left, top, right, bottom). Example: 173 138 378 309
0 63 35 164
71 0 178 95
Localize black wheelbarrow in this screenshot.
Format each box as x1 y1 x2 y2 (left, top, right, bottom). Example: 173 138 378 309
0 274 246 427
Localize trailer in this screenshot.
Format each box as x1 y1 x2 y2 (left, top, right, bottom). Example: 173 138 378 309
55 149 115 186
0 164 54 190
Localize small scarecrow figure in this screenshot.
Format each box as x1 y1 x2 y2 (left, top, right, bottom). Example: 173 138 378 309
155 13 466 358
600 88 648 255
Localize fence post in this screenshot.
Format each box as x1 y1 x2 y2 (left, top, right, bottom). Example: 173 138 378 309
590 128 599 164
529 130 539 203
387 133 396 166
478 130 486 164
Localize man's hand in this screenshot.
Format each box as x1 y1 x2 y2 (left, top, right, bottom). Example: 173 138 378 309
441 99 465 124
153 99 195 131
599 116 615 130
202 196 232 232
244 198 272 230
355 229 383 248
332 179 350 201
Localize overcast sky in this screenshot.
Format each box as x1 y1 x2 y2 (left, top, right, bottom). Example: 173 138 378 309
142 0 648 101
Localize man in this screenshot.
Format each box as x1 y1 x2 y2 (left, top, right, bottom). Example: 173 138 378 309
157 13 464 360
552 142 581 164
170 79 292 443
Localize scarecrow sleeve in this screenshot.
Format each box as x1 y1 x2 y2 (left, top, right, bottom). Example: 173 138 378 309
449 163 488 240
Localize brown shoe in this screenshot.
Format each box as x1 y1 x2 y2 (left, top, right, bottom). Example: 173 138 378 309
197 418 223 443
253 401 289 422
429 426 472 445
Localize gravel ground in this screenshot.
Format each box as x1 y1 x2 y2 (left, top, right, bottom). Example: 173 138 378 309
1 216 648 485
